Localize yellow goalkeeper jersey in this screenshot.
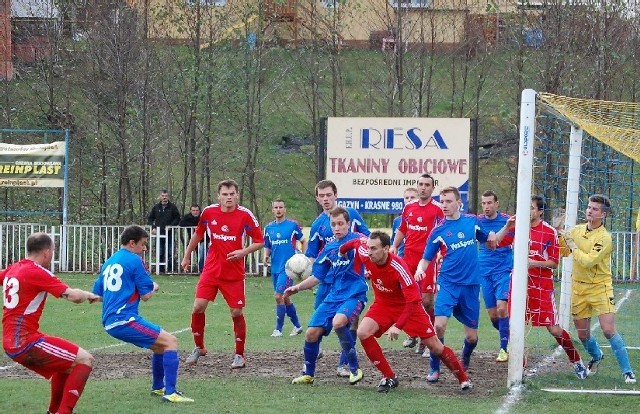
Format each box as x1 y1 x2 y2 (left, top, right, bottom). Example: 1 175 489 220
567 224 612 285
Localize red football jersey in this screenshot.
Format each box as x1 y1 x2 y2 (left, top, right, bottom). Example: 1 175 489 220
2 259 69 352
528 221 559 291
342 238 422 321
398 199 444 256
196 204 264 281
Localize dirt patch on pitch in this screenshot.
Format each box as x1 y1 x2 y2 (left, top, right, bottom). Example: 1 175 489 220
2 349 510 396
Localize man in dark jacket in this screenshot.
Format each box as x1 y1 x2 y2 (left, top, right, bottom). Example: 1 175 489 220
179 204 205 272
147 190 181 272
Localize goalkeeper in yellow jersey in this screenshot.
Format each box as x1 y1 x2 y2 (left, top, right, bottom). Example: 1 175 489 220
561 194 636 384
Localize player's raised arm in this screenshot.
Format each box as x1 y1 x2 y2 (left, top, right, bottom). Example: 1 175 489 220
283 275 320 298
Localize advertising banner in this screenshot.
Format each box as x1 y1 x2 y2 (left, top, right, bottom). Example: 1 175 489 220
326 118 470 213
0 141 66 187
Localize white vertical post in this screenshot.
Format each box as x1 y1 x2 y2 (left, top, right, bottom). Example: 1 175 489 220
508 89 537 388
559 125 583 329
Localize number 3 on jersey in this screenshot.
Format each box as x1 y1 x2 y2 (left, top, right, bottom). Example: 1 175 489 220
102 263 124 292
3 277 20 309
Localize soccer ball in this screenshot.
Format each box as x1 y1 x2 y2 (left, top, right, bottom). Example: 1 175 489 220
285 253 312 280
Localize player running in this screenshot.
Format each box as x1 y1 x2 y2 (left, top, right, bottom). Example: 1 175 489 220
93 225 194 402
285 207 367 386
2 232 99 414
415 186 496 382
181 179 264 369
263 198 306 337
342 231 472 392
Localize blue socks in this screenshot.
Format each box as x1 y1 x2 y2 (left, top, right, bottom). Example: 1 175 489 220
275 304 286 331
498 317 510 350
430 337 444 372
163 350 179 395
335 326 359 373
609 333 633 374
152 353 164 391
303 340 321 376
581 336 603 361
286 303 301 328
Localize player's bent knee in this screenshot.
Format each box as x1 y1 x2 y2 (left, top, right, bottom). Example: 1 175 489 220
76 348 94 367
230 307 243 318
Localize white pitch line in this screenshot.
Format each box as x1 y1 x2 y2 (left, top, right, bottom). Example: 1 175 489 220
0 327 192 371
495 289 633 414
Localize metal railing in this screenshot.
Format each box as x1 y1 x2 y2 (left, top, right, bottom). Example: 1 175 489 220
0 223 265 276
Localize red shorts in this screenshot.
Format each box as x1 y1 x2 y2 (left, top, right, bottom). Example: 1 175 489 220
403 251 437 294
526 288 558 327
8 335 79 379
365 302 436 339
195 277 246 309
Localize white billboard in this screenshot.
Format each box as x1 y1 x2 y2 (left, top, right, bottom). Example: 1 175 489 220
326 117 470 213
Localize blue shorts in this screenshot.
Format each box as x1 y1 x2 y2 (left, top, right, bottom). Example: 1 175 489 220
272 270 294 295
308 297 366 336
434 283 480 329
105 317 161 349
480 270 511 309
314 283 331 309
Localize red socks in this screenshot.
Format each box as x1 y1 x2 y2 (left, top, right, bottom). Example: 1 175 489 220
48 372 68 414
555 329 580 363
56 364 92 414
232 315 246 356
361 336 395 378
191 312 206 349
439 346 468 383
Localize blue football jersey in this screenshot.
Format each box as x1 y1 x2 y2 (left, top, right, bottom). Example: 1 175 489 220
92 248 155 329
311 232 368 302
264 218 305 274
477 212 514 276
391 215 405 257
423 214 490 285
306 208 370 259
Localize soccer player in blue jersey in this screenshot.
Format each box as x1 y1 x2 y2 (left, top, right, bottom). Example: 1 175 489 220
306 180 370 376
284 207 368 386
92 225 193 403
391 187 418 258
477 190 513 362
263 199 307 337
415 186 496 382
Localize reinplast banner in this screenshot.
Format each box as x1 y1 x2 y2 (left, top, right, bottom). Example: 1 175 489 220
0 141 66 187
326 117 470 214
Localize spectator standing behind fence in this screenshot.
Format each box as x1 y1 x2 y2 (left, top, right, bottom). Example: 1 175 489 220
179 204 205 272
147 190 181 273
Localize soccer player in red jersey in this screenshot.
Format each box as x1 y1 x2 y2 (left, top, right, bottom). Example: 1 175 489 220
498 196 589 379
2 232 99 414
342 231 471 392
181 179 264 369
390 173 444 352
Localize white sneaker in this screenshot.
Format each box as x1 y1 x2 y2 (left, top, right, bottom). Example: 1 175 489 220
336 365 351 377
290 326 304 336
271 329 283 337
402 336 418 348
421 348 430 358
230 354 246 369
185 347 207 365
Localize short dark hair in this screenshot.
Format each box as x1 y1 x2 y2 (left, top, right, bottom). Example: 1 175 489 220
218 179 239 193
589 194 611 213
419 173 435 186
26 232 53 254
531 195 545 211
120 225 149 246
369 231 391 247
190 204 200 210
315 180 337 196
482 190 498 201
329 206 350 222
440 186 460 200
